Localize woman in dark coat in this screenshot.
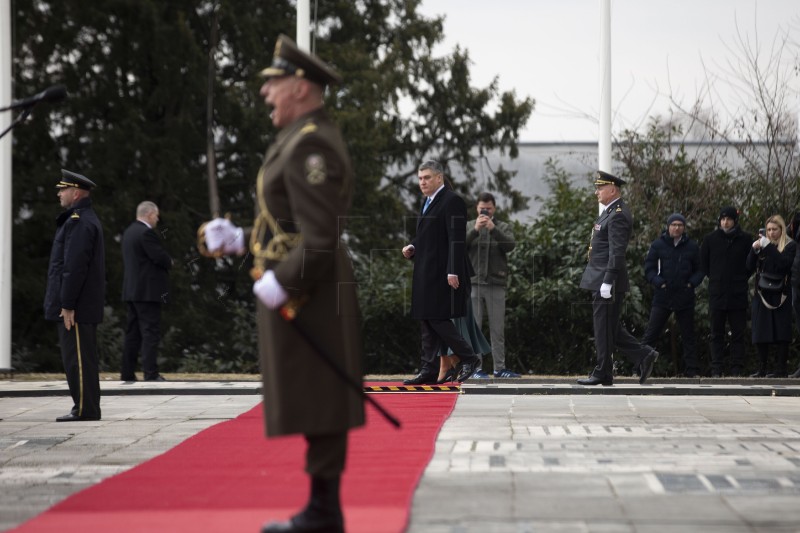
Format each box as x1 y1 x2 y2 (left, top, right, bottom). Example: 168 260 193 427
747 214 796 377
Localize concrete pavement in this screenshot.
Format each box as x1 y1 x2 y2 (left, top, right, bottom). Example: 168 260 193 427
409 393 800 533
2 379 800 532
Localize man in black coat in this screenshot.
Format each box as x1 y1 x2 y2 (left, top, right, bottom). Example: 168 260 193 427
641 213 705 377
44 170 105 422
577 171 658 386
700 206 754 377
121 201 172 382
402 160 480 385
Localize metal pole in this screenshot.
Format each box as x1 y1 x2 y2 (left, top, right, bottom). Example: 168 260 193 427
598 0 612 173
206 7 220 218
0 0 13 373
296 0 310 52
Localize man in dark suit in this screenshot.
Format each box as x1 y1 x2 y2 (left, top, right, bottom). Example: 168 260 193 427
402 160 481 385
577 171 658 386
44 169 105 421
121 201 172 382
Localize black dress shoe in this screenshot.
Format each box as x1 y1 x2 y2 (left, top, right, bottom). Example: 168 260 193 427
639 350 659 384
455 355 480 382
790 368 800 378
403 372 437 385
56 413 101 422
576 375 613 386
144 375 166 382
120 375 137 382
750 371 766 378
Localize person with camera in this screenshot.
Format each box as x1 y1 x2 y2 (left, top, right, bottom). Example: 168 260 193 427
747 215 796 377
466 192 519 378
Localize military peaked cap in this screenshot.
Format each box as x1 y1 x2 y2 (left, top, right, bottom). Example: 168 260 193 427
594 170 626 187
57 169 97 190
259 34 341 87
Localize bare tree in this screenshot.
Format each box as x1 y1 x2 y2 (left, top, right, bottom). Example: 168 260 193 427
666 14 800 222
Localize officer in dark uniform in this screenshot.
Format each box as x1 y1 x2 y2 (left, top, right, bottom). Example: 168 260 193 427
200 34 363 533
44 170 105 421
577 171 658 386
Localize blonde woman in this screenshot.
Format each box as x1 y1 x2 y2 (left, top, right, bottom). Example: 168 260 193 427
747 215 796 377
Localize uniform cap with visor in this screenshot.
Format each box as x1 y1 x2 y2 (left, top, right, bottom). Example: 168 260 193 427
259 34 341 87
56 169 96 190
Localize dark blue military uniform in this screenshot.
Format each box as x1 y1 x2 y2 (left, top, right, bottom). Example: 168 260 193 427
44 171 105 421
578 172 657 386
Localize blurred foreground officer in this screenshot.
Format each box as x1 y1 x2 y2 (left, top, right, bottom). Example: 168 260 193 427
121 201 172 382
44 170 105 421
577 171 658 386
200 34 363 533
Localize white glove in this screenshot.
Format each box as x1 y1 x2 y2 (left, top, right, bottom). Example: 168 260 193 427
600 283 613 299
759 236 769 248
223 229 245 254
205 218 245 255
253 270 288 310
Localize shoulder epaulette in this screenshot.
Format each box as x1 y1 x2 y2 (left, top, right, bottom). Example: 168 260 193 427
70 212 80 220
615 206 623 212
299 122 318 136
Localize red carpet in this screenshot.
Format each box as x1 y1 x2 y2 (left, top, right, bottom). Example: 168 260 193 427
11 391 456 533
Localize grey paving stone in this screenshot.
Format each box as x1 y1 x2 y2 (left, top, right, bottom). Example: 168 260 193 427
3 382 800 532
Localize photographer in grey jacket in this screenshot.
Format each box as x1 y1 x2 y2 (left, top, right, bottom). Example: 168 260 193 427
466 192 519 378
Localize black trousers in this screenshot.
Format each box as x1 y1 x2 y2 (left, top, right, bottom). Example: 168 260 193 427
641 305 698 373
305 432 348 478
590 291 652 379
58 322 101 419
122 301 162 380
709 308 746 374
419 319 476 375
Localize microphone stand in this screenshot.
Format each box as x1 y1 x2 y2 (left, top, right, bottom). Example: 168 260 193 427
0 106 33 141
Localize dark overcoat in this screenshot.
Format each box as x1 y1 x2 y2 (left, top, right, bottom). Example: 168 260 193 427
409 188 470 320
644 231 705 310
121 220 172 302
43 197 105 323
699 226 754 310
253 108 364 438
747 240 796 343
579 199 632 293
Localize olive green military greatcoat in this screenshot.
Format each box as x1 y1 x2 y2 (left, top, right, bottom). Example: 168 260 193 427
253 107 364 437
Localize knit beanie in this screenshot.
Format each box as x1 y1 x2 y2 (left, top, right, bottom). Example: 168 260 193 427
719 206 739 223
666 213 686 226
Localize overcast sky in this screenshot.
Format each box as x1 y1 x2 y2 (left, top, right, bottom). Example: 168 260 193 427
416 0 800 142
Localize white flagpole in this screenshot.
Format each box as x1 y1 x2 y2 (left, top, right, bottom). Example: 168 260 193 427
598 0 612 173
296 0 310 52
0 0 13 373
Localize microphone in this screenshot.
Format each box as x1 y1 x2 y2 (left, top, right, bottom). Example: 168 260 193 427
0 85 68 112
